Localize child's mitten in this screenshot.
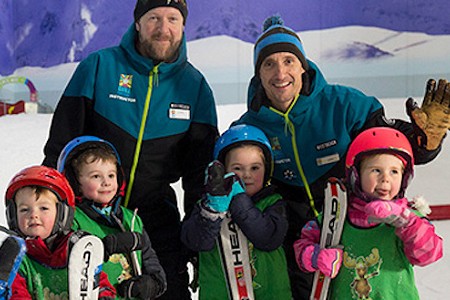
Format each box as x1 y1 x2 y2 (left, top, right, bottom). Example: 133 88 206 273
365 200 411 227
302 244 343 278
204 160 245 213
102 231 143 262
117 274 159 299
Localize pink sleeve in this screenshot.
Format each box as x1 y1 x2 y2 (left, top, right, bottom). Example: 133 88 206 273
293 220 321 272
395 213 443 266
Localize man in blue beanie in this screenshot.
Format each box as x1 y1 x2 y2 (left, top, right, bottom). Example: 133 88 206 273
43 1 218 299
234 15 449 299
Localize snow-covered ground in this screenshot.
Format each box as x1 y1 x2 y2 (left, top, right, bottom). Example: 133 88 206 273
0 99 448 298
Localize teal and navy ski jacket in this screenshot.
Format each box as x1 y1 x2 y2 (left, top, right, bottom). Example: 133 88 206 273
43 24 219 249
234 60 440 227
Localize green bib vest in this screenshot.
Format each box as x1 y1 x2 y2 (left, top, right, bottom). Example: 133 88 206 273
72 207 143 291
19 256 70 300
198 193 292 300
329 220 419 299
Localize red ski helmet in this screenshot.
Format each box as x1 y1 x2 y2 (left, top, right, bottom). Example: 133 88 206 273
5 166 75 237
345 127 414 200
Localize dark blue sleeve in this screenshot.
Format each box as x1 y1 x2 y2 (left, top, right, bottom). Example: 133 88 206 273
180 202 222 252
229 194 288 251
140 228 167 297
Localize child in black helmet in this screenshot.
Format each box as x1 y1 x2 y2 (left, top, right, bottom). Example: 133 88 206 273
181 124 292 299
5 165 116 299
58 136 166 299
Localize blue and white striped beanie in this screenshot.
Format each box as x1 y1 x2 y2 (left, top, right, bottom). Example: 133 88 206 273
254 15 308 75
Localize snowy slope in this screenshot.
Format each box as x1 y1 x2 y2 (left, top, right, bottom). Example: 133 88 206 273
4 25 450 110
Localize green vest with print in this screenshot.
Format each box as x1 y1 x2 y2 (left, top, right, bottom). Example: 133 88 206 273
18 254 70 300
329 220 419 300
72 206 143 292
198 193 292 300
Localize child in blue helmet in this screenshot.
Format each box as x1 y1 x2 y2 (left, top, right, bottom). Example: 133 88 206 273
57 136 167 299
181 124 292 299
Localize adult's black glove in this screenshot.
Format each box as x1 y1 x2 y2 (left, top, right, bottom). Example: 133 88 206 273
102 231 143 262
406 78 450 150
117 274 159 300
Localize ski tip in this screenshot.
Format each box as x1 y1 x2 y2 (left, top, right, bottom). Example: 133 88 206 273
327 177 347 192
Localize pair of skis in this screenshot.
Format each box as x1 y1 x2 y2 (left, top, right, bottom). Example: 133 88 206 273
310 178 347 300
216 178 347 300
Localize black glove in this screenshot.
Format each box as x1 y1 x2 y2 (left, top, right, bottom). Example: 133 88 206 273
205 160 228 194
0 235 25 283
204 160 245 213
117 274 159 300
406 78 450 150
102 231 143 262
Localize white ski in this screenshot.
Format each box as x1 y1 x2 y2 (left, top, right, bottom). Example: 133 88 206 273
218 215 254 300
310 177 347 300
68 232 104 300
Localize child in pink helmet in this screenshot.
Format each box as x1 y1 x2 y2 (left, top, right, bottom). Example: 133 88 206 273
294 127 443 299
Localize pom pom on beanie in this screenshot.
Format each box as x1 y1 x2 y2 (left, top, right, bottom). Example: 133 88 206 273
254 15 308 75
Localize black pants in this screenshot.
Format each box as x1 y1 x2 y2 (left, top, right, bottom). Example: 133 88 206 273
146 221 192 300
157 249 191 300
285 239 314 300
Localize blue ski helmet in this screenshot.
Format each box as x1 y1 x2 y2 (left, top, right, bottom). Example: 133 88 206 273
57 136 124 198
57 136 121 172
214 124 274 183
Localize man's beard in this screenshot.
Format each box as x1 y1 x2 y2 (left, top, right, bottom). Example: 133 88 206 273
139 33 182 63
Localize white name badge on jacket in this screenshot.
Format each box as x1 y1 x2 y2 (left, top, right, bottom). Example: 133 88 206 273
169 103 190 120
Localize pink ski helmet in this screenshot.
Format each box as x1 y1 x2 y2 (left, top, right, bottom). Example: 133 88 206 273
346 127 414 200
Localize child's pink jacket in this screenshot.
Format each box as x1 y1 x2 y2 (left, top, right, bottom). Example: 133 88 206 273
294 196 443 272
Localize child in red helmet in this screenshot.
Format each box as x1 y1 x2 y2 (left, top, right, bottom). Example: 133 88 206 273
294 127 443 299
4 165 116 299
